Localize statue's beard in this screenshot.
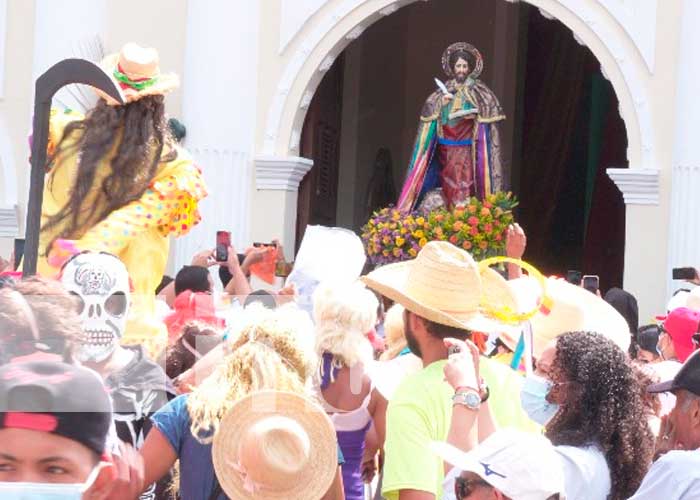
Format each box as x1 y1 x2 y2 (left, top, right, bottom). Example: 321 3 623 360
455 73 468 83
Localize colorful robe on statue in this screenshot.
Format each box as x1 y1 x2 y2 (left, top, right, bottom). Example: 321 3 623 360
397 78 505 212
37 108 208 353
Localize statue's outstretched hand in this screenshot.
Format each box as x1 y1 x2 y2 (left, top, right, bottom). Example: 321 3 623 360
441 94 454 106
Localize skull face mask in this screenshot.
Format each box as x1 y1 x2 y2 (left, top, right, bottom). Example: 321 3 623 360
60 252 130 363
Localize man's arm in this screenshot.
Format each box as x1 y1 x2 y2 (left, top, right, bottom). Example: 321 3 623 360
399 490 435 500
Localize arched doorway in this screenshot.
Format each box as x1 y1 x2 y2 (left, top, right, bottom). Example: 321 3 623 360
296 0 627 288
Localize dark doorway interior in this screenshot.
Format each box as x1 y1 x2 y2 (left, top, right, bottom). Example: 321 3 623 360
297 1 627 291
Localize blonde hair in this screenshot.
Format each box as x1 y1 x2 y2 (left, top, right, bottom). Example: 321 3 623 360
187 303 316 443
313 281 378 367
380 303 407 361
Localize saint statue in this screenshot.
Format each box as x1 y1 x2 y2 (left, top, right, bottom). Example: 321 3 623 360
397 43 506 211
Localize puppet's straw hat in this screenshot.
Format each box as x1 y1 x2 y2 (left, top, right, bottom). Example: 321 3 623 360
96 43 179 106
212 391 338 500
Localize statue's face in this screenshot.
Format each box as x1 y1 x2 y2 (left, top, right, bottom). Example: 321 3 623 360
453 57 470 82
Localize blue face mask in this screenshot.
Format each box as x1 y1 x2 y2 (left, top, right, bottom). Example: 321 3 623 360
520 373 559 426
0 466 99 500
0 482 84 500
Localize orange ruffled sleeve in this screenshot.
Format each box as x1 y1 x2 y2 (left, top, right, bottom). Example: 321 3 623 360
52 150 207 257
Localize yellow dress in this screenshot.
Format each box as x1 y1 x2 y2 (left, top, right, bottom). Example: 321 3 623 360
38 108 208 354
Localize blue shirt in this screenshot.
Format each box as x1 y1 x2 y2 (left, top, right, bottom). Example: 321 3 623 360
151 394 345 500
150 395 223 500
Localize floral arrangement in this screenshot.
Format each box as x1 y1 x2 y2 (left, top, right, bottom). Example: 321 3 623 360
361 192 518 266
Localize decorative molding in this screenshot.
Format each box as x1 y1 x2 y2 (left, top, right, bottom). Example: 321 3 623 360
607 168 659 205
300 90 314 110
318 55 335 72
345 24 366 40
255 156 314 191
379 4 399 16
538 7 555 20
289 129 301 152
0 205 19 237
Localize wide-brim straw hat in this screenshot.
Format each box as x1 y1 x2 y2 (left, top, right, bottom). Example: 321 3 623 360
504 276 630 357
212 390 338 500
95 42 179 106
362 241 517 333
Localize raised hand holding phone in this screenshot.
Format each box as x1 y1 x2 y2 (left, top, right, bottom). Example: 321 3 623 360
215 230 231 262
443 337 480 391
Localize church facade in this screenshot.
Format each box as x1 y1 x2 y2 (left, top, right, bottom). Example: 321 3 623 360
0 0 698 319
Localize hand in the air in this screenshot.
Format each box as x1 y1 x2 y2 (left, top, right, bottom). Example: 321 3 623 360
505 223 527 259
441 94 454 106
443 337 480 391
191 249 216 268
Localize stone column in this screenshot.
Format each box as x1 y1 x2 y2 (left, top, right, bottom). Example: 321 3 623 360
173 0 260 272
666 0 700 298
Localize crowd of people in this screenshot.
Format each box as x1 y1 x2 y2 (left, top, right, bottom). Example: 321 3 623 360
2 42 700 500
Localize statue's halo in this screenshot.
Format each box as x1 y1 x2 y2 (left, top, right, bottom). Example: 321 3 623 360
441 42 484 80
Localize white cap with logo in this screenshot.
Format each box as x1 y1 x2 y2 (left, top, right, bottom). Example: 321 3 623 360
432 429 566 500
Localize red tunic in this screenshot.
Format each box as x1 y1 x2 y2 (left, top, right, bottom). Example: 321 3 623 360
437 117 475 206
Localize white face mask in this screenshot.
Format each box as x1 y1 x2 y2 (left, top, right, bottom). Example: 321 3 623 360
0 465 100 499
60 253 131 363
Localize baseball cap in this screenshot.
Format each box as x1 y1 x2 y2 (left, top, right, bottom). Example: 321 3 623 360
637 324 662 354
662 307 700 362
0 361 112 455
649 349 700 396
430 429 566 500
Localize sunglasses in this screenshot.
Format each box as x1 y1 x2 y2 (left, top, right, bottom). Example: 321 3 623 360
455 476 491 499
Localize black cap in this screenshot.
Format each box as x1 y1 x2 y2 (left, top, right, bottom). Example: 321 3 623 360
0 361 112 455
648 349 700 396
637 324 662 354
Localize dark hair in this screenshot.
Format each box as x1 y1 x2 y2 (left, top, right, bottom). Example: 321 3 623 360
637 324 662 354
164 322 222 379
175 266 211 296
422 317 472 341
0 278 83 363
449 49 473 72
42 96 176 255
155 275 174 295
546 331 654 500
244 289 277 309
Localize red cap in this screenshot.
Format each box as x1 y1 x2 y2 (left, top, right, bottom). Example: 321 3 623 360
663 307 700 362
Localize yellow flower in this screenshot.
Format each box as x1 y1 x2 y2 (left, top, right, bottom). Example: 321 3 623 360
408 248 417 257
393 247 402 257
400 227 408 235
413 230 425 239
382 250 390 257
416 216 425 226
396 236 405 247
382 236 391 245
419 237 428 247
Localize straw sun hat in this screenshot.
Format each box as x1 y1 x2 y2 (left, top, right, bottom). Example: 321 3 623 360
96 42 179 106
505 276 631 357
212 390 338 500
362 241 517 333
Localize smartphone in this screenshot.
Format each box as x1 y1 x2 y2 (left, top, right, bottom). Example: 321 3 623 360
13 238 24 271
215 231 231 262
566 270 582 285
253 242 276 248
673 267 698 281
582 275 600 293
448 345 461 356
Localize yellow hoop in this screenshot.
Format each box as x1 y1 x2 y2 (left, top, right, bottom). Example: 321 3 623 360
477 256 552 324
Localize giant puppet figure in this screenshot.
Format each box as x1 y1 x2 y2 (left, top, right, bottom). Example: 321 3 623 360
37 43 207 345
397 43 506 212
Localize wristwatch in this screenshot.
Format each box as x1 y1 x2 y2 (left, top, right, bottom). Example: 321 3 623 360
452 389 481 411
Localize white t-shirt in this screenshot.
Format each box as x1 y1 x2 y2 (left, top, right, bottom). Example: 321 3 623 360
648 360 682 416
628 450 700 499
555 445 611 500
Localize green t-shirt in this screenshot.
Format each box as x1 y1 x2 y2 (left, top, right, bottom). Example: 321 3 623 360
381 357 539 499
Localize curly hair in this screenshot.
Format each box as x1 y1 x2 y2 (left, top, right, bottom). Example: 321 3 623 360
546 331 654 500
42 95 176 255
186 304 316 443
